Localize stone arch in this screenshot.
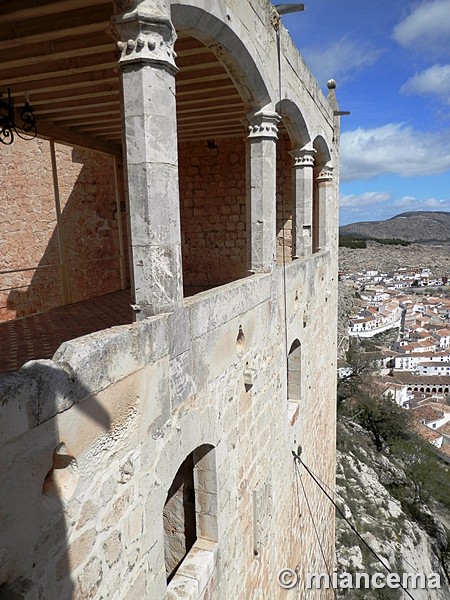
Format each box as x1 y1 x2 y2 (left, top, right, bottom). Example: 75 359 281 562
288 339 302 402
312 134 332 253
287 339 302 431
148 405 222 595
276 99 311 148
274 100 311 262
313 134 332 169
163 443 218 583
171 2 272 109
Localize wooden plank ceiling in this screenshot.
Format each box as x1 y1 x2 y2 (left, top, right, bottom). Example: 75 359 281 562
0 0 246 156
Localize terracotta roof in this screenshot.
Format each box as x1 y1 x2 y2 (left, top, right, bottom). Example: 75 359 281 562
435 329 450 337
411 405 445 422
394 373 450 384
412 422 442 443
437 421 450 436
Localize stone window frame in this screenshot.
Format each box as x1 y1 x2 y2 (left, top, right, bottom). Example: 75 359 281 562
166 444 218 599
287 339 301 427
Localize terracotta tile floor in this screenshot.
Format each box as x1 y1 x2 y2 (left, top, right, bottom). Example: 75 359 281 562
0 285 215 376
0 290 133 376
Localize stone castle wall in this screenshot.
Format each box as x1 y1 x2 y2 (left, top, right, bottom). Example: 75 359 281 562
179 138 247 287
0 0 339 597
0 253 337 599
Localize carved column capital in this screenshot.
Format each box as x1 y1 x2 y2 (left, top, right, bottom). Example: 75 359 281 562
317 164 334 183
112 3 178 73
247 110 280 140
289 147 316 168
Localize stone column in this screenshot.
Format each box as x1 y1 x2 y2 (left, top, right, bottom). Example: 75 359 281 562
246 109 280 273
114 0 183 319
290 146 316 258
316 164 334 251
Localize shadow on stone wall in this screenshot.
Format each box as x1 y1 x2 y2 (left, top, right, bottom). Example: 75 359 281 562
4 145 128 320
0 360 111 598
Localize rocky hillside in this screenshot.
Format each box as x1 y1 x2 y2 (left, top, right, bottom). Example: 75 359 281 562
339 241 450 274
336 421 450 600
340 212 450 244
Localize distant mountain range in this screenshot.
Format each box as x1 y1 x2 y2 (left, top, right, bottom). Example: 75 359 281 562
340 211 450 243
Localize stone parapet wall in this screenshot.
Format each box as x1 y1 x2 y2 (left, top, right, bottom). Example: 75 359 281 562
0 253 337 599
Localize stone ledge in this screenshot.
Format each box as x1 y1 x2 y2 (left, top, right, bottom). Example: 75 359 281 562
167 539 217 600
185 274 271 339
0 316 169 442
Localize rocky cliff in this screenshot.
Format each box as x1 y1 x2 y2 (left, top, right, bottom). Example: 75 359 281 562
336 421 450 600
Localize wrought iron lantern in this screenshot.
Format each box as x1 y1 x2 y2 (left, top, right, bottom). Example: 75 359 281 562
0 89 37 145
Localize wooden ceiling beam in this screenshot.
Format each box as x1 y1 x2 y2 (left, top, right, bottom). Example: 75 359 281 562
177 108 245 126
37 102 120 123
37 99 119 118
177 60 222 74
31 118 121 156
24 84 119 106
71 122 120 132
179 125 246 139
0 5 111 50
0 52 116 87
176 83 236 100
175 45 214 59
7 70 117 95
0 0 105 24
53 113 121 127
177 97 243 114
175 73 231 88
1 34 114 70
178 130 245 144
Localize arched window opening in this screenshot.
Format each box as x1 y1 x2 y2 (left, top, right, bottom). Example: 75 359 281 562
164 452 197 583
287 340 301 430
276 124 294 265
164 444 218 587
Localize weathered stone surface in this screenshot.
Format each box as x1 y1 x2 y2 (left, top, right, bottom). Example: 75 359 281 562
0 139 123 322
0 1 338 599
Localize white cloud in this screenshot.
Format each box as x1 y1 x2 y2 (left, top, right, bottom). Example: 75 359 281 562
401 64 450 100
393 0 450 55
302 36 382 87
340 192 392 208
341 123 450 181
339 193 450 224
394 195 450 210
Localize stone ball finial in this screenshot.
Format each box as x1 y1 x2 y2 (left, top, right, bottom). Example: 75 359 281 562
327 79 337 90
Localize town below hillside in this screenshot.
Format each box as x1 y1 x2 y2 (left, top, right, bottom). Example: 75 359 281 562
339 242 450 456
336 238 450 598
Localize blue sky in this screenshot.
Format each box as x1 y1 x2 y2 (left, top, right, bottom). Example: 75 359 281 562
281 0 450 225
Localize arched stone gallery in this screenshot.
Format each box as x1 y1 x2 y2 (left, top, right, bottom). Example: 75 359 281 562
0 1 339 597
